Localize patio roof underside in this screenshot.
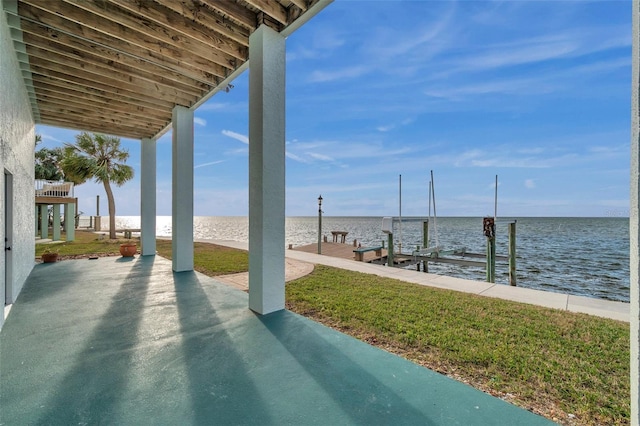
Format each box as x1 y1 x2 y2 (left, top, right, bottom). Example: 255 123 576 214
3 0 324 140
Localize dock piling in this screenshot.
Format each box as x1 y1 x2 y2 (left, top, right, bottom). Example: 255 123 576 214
484 217 496 283
387 232 394 266
509 221 517 286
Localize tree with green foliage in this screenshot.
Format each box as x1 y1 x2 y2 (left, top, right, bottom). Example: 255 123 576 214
34 134 65 181
35 147 65 181
61 132 134 239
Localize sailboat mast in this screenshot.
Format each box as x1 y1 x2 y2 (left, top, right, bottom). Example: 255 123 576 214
431 170 439 247
494 174 498 220
399 174 402 254
427 180 432 248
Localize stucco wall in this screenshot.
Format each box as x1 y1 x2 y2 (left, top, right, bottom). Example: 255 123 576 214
0 0 36 330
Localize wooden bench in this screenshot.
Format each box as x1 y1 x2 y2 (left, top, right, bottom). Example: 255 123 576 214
353 246 383 261
331 231 349 243
121 228 141 239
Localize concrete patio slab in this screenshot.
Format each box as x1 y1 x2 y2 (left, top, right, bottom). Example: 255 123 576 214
1 256 554 425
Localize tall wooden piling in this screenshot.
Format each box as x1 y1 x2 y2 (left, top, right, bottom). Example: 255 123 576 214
423 219 429 248
509 221 517 286
483 217 496 283
387 232 394 267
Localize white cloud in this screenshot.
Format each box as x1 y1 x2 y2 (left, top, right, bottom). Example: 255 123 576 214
286 152 307 163
222 130 249 144
525 179 536 189
40 133 64 143
308 152 334 161
194 160 224 169
308 66 369 83
194 117 207 126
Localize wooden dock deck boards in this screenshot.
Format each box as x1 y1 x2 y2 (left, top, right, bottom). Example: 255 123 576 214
291 242 387 263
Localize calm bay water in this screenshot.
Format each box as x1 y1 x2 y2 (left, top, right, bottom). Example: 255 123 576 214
113 216 630 303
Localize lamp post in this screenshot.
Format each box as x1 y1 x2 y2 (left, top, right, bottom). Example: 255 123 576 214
318 195 323 254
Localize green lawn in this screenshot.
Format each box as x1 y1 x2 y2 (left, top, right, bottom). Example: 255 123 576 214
286 265 630 426
35 232 630 425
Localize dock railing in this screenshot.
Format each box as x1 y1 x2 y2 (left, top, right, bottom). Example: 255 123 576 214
35 179 74 198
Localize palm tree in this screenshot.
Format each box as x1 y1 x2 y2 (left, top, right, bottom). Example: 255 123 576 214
61 132 134 239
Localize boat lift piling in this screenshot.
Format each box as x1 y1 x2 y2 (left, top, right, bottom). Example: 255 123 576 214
508 221 517 286
484 217 496 283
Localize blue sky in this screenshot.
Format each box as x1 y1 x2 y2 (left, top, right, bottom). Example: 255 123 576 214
37 0 631 218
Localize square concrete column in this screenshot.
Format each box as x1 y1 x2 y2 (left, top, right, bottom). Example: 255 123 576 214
39 204 48 239
64 203 75 241
172 105 194 272
52 204 61 241
248 25 286 315
141 138 156 256
631 1 639 422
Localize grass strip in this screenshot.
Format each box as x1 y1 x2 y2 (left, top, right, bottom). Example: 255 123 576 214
35 231 248 276
285 265 630 426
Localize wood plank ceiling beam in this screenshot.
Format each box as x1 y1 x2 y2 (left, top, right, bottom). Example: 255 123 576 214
40 116 153 140
289 0 309 11
25 47 200 105
26 62 194 107
35 95 169 128
63 0 239 70
23 39 206 98
199 0 257 30
243 0 289 26
32 77 175 114
18 22 213 93
108 0 247 61
33 89 170 122
38 111 159 134
152 0 251 47
18 1 225 84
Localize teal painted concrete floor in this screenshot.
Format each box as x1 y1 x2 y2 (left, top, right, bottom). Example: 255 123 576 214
1 256 555 425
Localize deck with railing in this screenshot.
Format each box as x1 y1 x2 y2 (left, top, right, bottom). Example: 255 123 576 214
35 180 74 201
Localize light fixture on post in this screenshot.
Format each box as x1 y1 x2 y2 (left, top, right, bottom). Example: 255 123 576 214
318 195 323 254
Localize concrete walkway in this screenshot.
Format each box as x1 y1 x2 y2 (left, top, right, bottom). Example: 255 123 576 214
206 239 629 323
1 256 554 425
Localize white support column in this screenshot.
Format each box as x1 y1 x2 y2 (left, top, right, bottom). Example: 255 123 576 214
631 1 639 423
172 106 194 272
65 203 75 241
39 204 47 239
141 138 156 256
52 204 60 241
248 25 286 315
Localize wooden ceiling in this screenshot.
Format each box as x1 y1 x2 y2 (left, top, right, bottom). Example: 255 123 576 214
3 0 328 140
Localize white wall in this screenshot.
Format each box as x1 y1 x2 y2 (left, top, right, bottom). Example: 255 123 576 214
0 0 36 330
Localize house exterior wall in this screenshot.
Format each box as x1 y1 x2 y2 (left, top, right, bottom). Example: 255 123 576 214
0 0 36 330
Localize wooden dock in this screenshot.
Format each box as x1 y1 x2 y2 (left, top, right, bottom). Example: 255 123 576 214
291 242 387 263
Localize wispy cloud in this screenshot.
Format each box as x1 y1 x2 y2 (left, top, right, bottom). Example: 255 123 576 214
377 125 394 132
40 133 64 143
308 152 334 161
308 65 370 83
286 152 307 163
194 160 224 169
194 117 207 126
198 101 247 113
222 130 248 144
525 179 536 189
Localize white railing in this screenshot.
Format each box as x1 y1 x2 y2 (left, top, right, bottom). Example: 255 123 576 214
35 179 74 198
